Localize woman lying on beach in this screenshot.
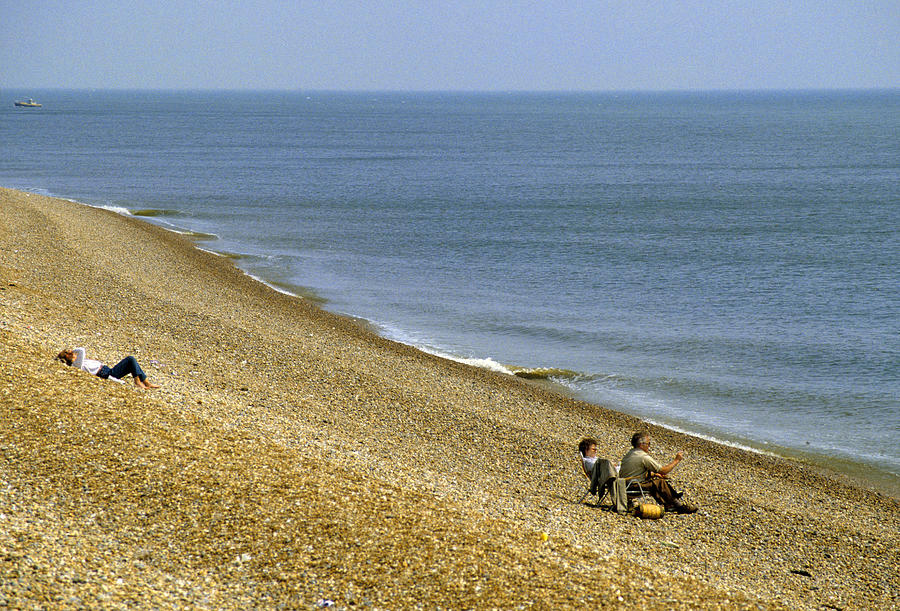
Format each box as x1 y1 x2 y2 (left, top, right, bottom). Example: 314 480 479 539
57 347 160 389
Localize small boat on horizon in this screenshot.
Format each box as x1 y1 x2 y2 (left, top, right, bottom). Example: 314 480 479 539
14 98 42 108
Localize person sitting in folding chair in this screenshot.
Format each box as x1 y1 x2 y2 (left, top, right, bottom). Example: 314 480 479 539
619 430 698 514
577 437 618 503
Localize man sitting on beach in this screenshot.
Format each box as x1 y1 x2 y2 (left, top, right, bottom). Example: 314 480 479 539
619 430 698 514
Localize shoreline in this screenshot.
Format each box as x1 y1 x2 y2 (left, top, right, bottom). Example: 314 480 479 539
101 191 899 499
2 187 898 609
12 185 899 497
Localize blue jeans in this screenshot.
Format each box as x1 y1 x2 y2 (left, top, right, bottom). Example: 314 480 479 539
98 356 147 382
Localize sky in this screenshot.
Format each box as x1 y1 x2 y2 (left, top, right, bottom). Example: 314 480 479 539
2 1 899 91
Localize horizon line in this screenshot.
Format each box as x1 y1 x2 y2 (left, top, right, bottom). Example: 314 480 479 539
4 85 899 95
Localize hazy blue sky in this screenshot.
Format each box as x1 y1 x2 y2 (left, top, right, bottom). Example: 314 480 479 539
3 1 898 91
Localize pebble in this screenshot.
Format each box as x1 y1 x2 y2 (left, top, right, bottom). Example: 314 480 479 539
1 187 898 610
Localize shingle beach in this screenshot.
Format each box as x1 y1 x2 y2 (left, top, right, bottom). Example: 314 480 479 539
1 187 897 609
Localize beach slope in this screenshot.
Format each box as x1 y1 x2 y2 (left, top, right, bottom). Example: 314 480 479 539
1 188 897 609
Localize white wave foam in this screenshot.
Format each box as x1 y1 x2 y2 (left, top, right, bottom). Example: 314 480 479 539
684 432 779 456
21 189 134 218
171 229 220 240
630 416 782 458
368 323 517 376
240 270 299 297
450 356 515 375
96 204 133 215
418 347 515 375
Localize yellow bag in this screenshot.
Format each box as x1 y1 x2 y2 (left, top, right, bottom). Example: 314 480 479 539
634 503 664 519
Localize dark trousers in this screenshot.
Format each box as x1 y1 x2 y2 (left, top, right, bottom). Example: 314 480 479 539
639 477 682 509
98 356 146 382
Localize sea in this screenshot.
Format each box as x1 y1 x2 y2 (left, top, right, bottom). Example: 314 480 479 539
3 89 898 494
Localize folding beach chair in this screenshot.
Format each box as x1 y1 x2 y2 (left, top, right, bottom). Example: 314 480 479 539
614 475 685 515
624 477 652 504
576 452 593 504
576 453 616 506
603 476 650 514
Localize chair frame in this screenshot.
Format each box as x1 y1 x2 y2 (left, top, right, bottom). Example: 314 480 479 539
577 453 667 511
576 452 613 506
576 452 594 504
623 477 652 507
624 474 685 510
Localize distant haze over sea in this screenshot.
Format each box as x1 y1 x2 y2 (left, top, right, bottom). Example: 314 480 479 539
4 89 898 492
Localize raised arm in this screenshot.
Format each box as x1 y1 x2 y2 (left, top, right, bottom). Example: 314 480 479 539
656 450 684 476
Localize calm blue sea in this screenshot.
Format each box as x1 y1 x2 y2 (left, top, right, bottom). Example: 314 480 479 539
3 89 898 492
